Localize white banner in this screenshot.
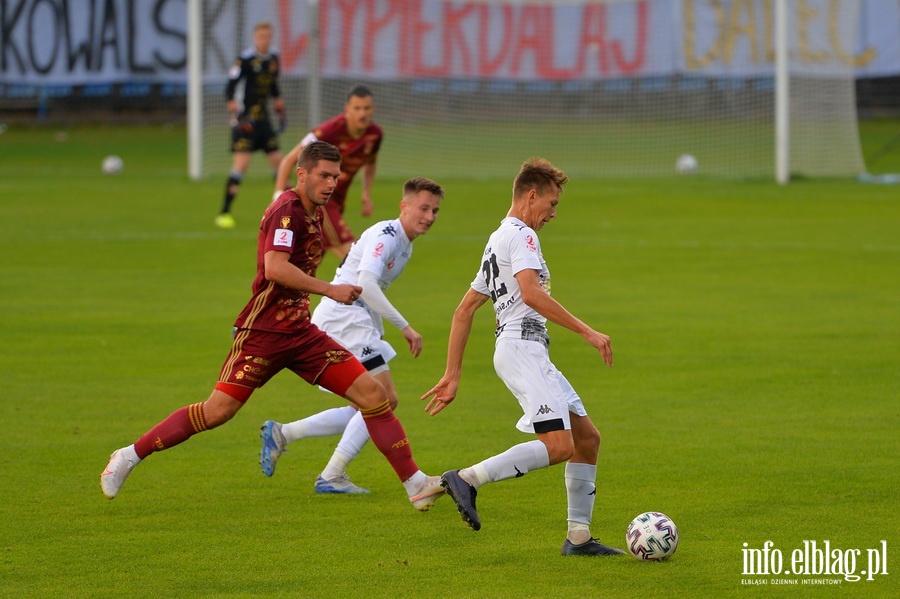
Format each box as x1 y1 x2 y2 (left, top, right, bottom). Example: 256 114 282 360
1 0 898 85
0 0 187 84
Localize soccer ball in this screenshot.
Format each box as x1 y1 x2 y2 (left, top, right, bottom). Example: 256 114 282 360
626 512 679 561
102 155 124 175
676 154 698 174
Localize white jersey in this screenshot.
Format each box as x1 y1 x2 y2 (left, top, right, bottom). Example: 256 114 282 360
313 218 412 341
334 217 411 289
471 217 551 346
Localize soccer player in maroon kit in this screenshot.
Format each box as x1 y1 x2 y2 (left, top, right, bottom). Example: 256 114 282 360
102 141 445 511
275 85 382 259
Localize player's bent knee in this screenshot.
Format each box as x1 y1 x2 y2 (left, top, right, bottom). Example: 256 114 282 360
203 389 245 427
343 372 387 410
540 432 575 465
576 426 601 454
549 445 575 465
373 373 400 410
386 390 399 411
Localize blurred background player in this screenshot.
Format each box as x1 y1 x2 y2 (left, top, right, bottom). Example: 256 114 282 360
275 85 382 258
102 142 444 513
421 158 626 556
216 21 286 229
259 178 444 496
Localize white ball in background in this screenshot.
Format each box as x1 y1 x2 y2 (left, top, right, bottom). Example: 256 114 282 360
102 155 124 175
676 153 698 174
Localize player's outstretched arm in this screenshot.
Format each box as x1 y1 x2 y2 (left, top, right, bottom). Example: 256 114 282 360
360 163 376 216
515 269 613 366
421 288 489 415
264 250 361 303
421 375 458 416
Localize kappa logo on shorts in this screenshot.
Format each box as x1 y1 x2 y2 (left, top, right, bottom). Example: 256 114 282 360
536 404 555 416
361 347 374 356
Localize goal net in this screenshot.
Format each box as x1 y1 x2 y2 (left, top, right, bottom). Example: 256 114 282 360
189 0 867 181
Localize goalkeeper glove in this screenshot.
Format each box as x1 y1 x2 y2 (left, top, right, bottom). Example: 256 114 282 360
231 116 253 134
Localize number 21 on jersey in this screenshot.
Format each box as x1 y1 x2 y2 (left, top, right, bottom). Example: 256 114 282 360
481 253 508 302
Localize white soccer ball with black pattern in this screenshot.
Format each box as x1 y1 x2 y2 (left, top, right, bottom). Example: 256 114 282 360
102 155 124 175
626 512 679 561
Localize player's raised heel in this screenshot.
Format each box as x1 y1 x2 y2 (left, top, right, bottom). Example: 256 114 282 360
561 538 627 556
441 470 481 531
259 420 286 477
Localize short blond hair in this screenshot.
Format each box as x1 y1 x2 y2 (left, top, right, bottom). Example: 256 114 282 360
513 158 568 198
403 177 444 199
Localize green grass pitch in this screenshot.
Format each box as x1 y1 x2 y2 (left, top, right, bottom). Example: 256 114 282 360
0 122 898 598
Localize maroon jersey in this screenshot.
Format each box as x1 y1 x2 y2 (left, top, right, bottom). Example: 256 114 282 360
309 114 382 211
234 190 325 334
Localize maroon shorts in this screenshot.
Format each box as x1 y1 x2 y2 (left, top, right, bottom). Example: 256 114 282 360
321 201 355 250
216 325 365 402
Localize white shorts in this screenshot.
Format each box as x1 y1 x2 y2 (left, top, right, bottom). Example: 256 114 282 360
311 298 396 374
493 337 587 434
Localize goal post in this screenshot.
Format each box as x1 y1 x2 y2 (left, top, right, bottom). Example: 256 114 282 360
775 0 790 185
187 0 203 181
187 0 870 183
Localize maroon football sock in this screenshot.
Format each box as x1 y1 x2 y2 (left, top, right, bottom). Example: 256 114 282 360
134 402 208 459
360 400 419 481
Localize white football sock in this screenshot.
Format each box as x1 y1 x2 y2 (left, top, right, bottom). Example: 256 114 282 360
463 440 549 488
402 470 427 497
319 450 353 481
320 412 371 480
334 411 371 459
565 462 597 527
280 406 356 444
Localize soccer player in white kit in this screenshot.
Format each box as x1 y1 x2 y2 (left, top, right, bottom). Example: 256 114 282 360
259 177 445 510
421 158 625 555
